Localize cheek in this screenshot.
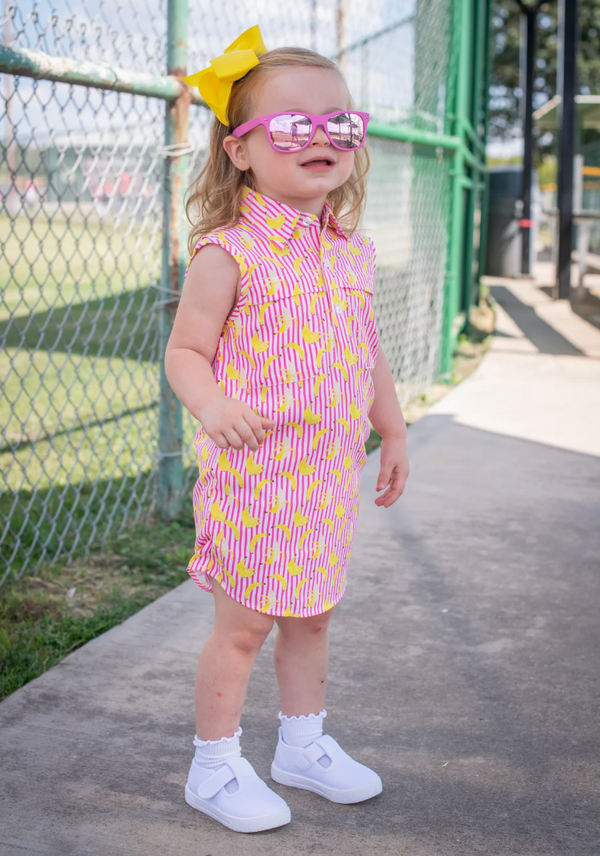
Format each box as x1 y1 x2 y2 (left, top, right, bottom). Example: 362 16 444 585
338 152 355 180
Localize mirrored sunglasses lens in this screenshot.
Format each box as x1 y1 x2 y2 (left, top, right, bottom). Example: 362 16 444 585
269 114 312 150
327 113 364 149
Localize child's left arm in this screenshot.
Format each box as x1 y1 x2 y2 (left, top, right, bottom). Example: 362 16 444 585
368 348 410 507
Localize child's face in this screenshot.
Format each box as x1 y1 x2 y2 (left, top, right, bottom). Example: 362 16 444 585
223 67 357 213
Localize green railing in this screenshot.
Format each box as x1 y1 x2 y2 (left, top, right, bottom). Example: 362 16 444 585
0 0 490 584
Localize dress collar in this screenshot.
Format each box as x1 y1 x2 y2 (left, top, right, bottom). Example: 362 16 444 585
239 185 348 243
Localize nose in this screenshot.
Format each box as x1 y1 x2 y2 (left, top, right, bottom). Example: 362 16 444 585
310 123 330 145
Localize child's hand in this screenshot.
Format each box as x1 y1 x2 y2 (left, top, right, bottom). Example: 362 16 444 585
375 434 410 507
198 393 276 452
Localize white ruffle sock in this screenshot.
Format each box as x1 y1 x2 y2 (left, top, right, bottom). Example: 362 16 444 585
272 710 383 804
279 710 327 749
185 727 291 833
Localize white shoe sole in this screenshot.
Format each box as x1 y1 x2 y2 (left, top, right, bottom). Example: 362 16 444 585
270 763 383 804
185 784 291 833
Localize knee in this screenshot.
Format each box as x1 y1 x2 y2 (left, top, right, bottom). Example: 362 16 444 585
231 615 274 657
279 607 335 639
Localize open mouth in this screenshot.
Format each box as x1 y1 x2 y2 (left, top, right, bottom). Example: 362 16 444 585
301 157 335 167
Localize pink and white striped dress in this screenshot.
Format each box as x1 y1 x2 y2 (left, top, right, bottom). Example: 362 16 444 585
184 185 379 617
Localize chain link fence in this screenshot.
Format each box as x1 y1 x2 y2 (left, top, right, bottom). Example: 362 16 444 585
1 0 485 585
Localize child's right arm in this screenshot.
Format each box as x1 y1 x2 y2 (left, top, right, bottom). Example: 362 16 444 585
164 244 276 452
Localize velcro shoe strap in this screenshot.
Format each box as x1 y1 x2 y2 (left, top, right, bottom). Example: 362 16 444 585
295 734 341 772
196 756 253 800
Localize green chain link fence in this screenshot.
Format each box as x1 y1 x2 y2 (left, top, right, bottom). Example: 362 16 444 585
0 0 490 585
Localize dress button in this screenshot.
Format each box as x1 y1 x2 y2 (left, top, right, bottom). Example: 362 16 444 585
300 216 312 226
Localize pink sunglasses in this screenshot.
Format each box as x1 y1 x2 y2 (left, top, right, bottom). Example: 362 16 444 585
232 110 370 152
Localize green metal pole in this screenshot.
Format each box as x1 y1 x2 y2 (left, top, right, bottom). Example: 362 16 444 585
441 0 471 378
476 0 493 304
461 0 485 331
158 0 190 518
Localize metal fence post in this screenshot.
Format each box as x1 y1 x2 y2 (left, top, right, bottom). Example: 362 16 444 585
441 0 470 378
158 0 190 518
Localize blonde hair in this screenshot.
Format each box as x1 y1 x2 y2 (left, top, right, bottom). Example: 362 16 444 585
185 47 370 256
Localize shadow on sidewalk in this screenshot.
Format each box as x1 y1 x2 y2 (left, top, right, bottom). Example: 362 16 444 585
490 284 584 356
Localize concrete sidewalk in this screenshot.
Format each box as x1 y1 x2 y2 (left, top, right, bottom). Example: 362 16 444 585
2 275 600 856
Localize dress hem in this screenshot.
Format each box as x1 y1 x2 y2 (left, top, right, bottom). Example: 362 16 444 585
186 562 344 618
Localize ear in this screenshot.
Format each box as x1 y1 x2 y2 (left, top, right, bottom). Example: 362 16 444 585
222 135 250 171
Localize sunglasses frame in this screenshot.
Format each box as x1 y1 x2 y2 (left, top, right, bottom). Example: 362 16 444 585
231 110 371 152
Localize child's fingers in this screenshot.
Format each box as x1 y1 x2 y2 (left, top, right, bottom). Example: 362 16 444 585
222 426 246 451
233 417 260 451
243 409 273 448
376 465 392 492
374 470 406 506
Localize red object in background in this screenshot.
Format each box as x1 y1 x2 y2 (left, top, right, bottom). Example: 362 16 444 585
519 219 534 228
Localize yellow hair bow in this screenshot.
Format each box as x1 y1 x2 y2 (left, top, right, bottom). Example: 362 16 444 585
182 24 268 126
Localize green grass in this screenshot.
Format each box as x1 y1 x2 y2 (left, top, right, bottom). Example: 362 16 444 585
1 211 161 322
0 514 195 702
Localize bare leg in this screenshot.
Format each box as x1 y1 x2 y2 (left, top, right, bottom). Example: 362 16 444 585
273 607 335 716
195 579 274 740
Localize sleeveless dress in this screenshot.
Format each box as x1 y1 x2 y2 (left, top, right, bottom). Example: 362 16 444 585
184 185 379 617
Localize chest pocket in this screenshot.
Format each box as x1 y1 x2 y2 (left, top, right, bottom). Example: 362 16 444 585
327 249 376 374
229 260 335 390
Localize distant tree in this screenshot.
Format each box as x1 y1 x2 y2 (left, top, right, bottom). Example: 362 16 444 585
489 0 600 161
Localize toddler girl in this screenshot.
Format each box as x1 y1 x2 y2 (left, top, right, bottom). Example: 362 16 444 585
165 24 410 834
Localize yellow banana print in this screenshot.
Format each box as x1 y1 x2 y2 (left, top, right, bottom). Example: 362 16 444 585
284 342 305 360
236 559 255 577
262 354 278 380
244 581 264 598
301 322 321 344
329 552 340 565
332 361 349 381
269 573 288 591
343 453 353 470
298 528 317 548
280 471 297 490
349 400 361 419
313 374 328 395
210 500 227 522
322 518 335 534
329 468 343 486
245 454 263 475
283 606 303 617
266 212 286 229
294 577 311 599
304 404 322 424
335 502 346 519
237 349 257 369
311 428 331 450
249 532 267 552
299 457 316 475
274 523 292 541
306 480 324 500
251 332 270 352
347 240 363 256
226 362 240 380
222 567 237 588
288 422 303 439
343 344 359 365
254 479 271 499
310 292 326 314
241 506 259 528
269 238 291 256
315 565 328 580
287 558 305 576
293 509 310 526
224 519 240 541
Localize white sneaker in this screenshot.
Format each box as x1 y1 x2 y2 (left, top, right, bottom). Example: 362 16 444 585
185 755 291 833
271 729 383 804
